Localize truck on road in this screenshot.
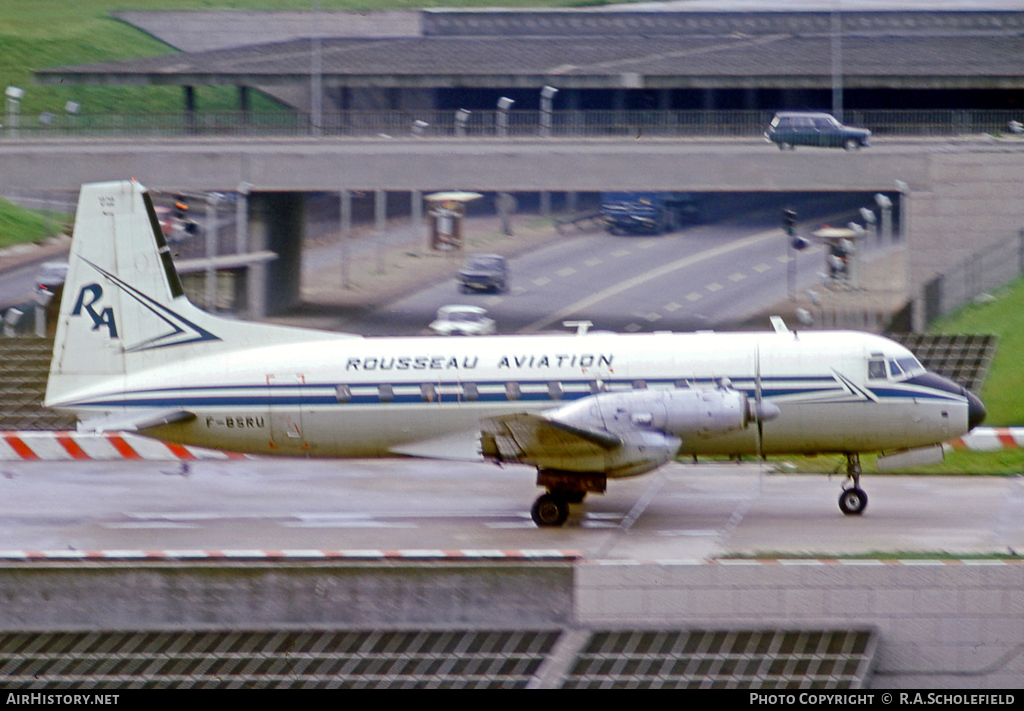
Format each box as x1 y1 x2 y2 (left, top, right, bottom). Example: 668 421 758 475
601 192 702 235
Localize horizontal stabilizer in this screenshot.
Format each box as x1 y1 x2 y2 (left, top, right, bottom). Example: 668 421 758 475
77 408 195 434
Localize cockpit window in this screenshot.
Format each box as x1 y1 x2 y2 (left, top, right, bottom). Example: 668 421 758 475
888 359 903 377
868 359 887 380
896 356 925 376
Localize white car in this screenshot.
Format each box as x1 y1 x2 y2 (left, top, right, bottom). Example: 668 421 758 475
428 305 496 336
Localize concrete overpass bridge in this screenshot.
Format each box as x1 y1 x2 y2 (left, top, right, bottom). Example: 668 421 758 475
2 137 1022 325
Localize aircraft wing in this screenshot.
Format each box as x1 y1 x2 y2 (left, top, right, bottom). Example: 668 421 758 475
481 412 621 464
77 408 196 434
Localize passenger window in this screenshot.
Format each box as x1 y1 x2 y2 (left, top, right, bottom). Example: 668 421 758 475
335 384 351 403
548 382 563 400
632 380 647 390
868 360 887 379
378 383 394 403
463 383 479 401
420 383 435 402
505 382 520 401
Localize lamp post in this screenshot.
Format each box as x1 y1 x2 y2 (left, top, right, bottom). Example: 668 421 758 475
6 86 23 138
859 206 877 245
540 86 558 137
455 109 470 137
497 97 514 137
310 0 323 136
846 222 866 289
875 193 893 244
831 2 843 123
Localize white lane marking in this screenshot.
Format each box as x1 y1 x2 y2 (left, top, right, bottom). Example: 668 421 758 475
521 227 782 333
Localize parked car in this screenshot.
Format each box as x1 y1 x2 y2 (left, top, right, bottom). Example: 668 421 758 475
765 112 871 151
458 254 508 293
429 305 496 336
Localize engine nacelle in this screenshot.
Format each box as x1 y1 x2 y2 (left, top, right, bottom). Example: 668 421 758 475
550 386 753 441
482 386 777 479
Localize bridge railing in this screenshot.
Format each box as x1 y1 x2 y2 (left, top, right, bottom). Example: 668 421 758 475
4 109 1023 139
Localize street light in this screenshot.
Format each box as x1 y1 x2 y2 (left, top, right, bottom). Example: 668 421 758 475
894 180 908 244
846 222 866 288
875 193 893 244
455 108 470 137
540 86 558 137
6 86 23 137
497 96 514 137
859 206 877 244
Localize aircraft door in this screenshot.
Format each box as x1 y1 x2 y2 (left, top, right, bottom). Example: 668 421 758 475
268 373 308 452
755 340 818 452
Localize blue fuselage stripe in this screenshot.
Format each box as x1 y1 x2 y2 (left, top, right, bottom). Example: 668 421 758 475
65 374 964 410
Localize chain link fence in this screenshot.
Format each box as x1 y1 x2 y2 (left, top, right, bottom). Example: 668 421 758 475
923 229 1024 325
6 109 1024 140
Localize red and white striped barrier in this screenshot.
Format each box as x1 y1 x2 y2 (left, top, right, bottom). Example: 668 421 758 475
1 427 1022 461
946 427 1024 452
0 551 1014 564
0 549 581 562
0 431 249 461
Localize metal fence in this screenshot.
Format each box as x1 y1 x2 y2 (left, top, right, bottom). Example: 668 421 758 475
923 229 1024 324
5 109 1024 140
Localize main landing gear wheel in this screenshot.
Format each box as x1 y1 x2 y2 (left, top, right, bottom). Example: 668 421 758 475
839 487 868 515
531 493 569 527
838 453 868 515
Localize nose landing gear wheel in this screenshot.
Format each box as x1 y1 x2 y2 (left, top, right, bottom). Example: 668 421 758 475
839 487 868 515
838 453 868 515
531 493 569 527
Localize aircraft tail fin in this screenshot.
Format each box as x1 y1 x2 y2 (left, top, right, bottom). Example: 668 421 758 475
45 180 335 411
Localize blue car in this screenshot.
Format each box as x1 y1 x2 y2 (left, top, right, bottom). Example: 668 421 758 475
765 112 871 151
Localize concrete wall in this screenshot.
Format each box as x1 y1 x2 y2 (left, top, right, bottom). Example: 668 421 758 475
0 563 574 630
0 560 1021 687
578 561 1024 688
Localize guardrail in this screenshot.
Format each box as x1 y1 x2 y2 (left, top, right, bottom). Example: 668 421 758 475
5 109 1024 139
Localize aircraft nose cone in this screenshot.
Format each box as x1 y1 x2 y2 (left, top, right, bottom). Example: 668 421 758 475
967 390 986 430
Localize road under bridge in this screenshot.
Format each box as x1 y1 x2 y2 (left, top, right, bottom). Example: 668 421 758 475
1 137 1022 325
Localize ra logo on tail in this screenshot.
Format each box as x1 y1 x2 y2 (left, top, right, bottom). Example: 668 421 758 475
71 259 220 351
71 284 118 338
